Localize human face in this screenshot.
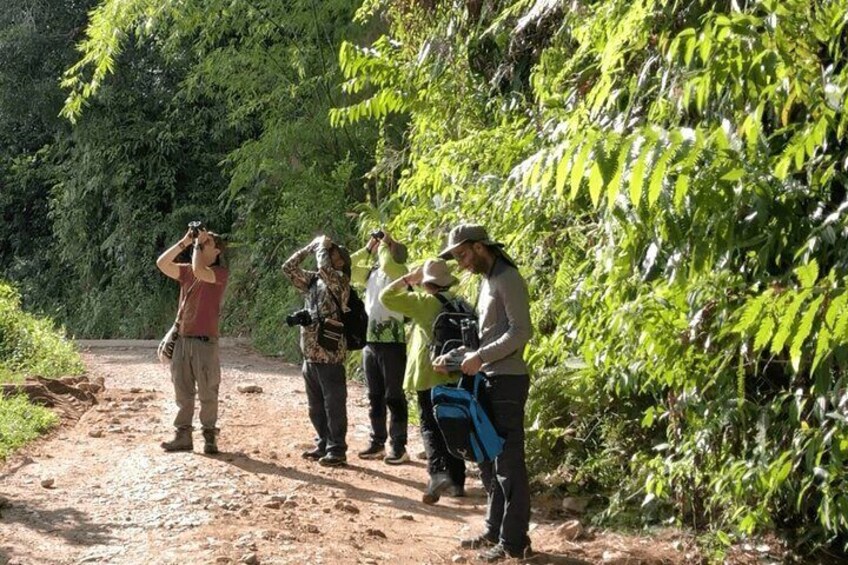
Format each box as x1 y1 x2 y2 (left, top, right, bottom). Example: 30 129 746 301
330 248 346 271
201 240 221 267
451 242 488 274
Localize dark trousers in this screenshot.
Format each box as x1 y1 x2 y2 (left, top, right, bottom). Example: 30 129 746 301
478 374 531 553
303 362 347 456
418 389 465 487
363 343 408 451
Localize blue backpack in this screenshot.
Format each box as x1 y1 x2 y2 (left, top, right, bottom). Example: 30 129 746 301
431 373 504 463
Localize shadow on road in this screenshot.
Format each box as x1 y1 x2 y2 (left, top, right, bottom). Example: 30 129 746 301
0 495 118 548
215 451 480 521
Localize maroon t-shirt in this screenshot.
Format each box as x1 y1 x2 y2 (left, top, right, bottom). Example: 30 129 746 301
178 265 229 337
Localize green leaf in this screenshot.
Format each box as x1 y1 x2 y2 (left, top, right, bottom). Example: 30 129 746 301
570 140 593 200
735 291 771 334
554 145 574 197
790 295 824 371
588 161 604 207
720 168 745 181
795 260 819 289
812 326 832 374
771 289 812 353
607 135 635 207
754 315 776 351
673 173 690 208
648 139 680 207
825 292 847 329
629 139 653 206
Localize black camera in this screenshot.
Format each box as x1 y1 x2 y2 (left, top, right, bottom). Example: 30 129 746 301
370 230 384 240
285 309 313 327
461 318 480 350
188 221 204 237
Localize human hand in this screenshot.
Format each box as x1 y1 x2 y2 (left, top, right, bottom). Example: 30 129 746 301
196 230 211 246
460 351 483 375
181 230 194 247
432 362 451 374
405 267 424 286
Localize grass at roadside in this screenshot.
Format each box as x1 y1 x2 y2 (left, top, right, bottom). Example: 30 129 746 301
0 280 83 384
0 394 58 459
1 279 84 459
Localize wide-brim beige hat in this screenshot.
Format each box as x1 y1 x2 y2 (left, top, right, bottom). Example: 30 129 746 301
438 223 504 259
421 259 458 288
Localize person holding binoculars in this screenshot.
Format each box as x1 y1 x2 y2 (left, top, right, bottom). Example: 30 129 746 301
156 222 229 454
350 229 410 464
282 234 352 467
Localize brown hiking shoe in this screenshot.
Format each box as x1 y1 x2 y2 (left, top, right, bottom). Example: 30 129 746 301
202 429 218 455
161 429 193 452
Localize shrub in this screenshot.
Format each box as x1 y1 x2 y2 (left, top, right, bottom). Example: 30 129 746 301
0 394 58 459
0 280 83 383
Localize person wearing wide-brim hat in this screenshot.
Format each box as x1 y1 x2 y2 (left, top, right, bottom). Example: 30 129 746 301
379 258 469 505
440 223 533 562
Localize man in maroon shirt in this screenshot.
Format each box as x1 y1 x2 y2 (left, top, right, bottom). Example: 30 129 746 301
156 227 229 454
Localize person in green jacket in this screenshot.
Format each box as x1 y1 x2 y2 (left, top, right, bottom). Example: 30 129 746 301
380 259 466 504
349 230 410 464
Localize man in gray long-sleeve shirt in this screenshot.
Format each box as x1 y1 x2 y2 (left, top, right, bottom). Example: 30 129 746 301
440 223 533 562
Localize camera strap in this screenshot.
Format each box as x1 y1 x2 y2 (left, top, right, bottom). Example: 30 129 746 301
326 285 345 320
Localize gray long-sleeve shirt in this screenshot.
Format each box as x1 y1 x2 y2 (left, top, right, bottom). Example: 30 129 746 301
476 256 532 376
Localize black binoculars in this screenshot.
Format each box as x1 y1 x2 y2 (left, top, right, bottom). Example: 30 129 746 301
188 221 204 237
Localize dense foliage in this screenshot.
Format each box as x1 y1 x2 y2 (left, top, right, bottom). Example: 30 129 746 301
0 281 83 383
332 0 848 550
1 0 846 555
1 0 379 357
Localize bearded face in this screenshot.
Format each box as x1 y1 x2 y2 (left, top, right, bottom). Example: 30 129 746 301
451 242 489 275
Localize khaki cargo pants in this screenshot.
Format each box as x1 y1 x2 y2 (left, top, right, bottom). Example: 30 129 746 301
170 336 221 431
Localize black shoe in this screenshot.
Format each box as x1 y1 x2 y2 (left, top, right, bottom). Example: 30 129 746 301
357 444 385 460
422 473 451 505
318 453 347 467
384 449 410 465
459 532 498 549
478 543 532 562
301 447 326 460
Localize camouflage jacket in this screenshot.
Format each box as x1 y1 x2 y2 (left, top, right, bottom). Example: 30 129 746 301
282 242 351 364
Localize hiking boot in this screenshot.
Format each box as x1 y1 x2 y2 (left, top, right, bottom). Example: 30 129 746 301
301 447 326 460
459 532 498 549
357 443 385 460
160 429 193 452
202 429 218 455
422 472 452 505
478 543 532 562
383 449 410 465
318 453 347 467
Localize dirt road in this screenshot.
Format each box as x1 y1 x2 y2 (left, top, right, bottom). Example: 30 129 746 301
0 342 695 565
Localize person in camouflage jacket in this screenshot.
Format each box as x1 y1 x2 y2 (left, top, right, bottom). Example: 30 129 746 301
282 235 351 467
